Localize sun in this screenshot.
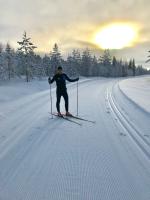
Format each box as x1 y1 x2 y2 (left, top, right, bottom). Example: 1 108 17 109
94 23 138 49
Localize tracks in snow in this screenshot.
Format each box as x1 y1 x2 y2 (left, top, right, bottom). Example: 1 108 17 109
106 84 150 162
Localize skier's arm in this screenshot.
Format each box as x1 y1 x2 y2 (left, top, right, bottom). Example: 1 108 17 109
65 74 79 82
48 75 55 84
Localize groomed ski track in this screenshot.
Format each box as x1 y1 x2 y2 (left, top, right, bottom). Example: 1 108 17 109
0 78 150 200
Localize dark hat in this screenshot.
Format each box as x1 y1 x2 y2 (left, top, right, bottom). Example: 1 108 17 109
57 66 63 70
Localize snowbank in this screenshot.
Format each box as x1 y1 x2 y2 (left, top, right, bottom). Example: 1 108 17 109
0 78 50 103
119 76 150 114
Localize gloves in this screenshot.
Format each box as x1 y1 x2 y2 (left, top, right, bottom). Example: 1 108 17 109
48 77 51 84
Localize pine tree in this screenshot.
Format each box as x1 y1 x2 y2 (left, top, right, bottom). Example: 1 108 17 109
128 59 132 69
72 49 81 75
146 50 150 63
50 43 62 73
33 55 46 79
17 31 37 82
66 49 81 76
81 48 92 76
99 49 112 77
0 43 6 80
91 55 98 76
5 43 15 80
66 54 74 76
128 59 136 76
132 59 136 76
15 50 25 77
42 55 51 76
123 61 128 77
128 59 133 76
112 56 117 77
118 59 123 77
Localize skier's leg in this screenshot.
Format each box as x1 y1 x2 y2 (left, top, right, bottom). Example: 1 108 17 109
63 91 69 112
56 91 61 113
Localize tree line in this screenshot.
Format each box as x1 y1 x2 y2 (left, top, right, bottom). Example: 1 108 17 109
0 32 149 82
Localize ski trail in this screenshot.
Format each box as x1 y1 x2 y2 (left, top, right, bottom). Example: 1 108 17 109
0 78 150 200
106 85 150 161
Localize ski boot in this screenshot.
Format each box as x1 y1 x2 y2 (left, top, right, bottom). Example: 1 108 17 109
66 112 73 117
58 112 63 117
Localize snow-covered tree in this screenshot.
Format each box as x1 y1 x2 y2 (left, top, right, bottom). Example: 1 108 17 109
50 43 62 73
128 59 136 76
71 49 81 75
146 50 150 63
100 50 111 66
5 43 15 80
81 48 92 76
132 59 136 76
33 55 46 79
112 56 117 77
66 54 74 76
99 49 112 77
15 50 25 77
0 43 6 80
122 61 128 77
42 55 51 76
91 55 99 76
17 31 37 82
66 50 81 76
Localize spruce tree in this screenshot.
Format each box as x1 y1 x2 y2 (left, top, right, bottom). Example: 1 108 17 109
50 43 62 73
99 49 112 77
17 31 37 82
112 56 117 77
81 48 92 76
132 59 136 76
43 55 51 76
5 43 14 80
146 50 150 63
0 44 6 80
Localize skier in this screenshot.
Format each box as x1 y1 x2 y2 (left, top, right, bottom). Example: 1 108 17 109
48 66 79 117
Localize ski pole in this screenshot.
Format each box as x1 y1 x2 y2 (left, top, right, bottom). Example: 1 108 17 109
50 82 53 118
77 79 79 116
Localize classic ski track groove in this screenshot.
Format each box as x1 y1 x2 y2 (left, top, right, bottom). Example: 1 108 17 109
107 86 150 161
113 83 150 146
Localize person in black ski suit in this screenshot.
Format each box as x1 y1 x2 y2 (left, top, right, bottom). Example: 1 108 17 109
48 66 79 116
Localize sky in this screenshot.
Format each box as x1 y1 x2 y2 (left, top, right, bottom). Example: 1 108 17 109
0 0 150 68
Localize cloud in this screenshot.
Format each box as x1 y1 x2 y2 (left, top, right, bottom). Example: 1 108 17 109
0 0 150 66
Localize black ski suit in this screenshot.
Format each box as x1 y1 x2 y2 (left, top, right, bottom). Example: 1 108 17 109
49 73 79 113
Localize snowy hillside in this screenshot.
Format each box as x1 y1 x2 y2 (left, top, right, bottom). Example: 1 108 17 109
0 76 150 200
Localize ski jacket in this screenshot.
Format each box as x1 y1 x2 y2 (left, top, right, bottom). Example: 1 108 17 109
49 73 79 91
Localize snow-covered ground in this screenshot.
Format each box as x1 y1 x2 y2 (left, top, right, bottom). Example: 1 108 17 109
0 76 150 200
119 75 150 113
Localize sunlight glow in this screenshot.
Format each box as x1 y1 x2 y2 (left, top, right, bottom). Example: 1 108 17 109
94 23 138 49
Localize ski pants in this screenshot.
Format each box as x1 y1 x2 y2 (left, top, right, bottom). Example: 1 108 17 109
56 89 69 113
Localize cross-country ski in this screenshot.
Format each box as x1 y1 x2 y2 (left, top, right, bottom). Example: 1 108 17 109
50 112 96 124
51 113 82 126
60 113 96 123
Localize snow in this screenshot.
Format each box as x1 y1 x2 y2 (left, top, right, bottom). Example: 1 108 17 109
0 78 50 103
119 75 150 113
0 77 150 200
